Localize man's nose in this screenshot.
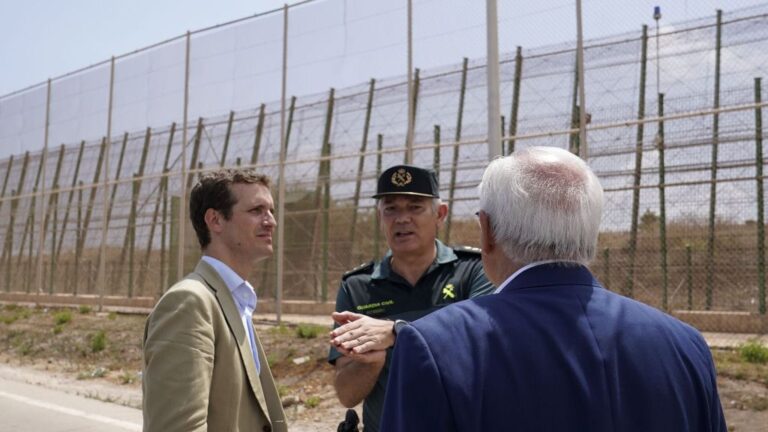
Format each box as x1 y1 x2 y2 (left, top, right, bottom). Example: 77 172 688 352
394 211 411 223
264 212 277 227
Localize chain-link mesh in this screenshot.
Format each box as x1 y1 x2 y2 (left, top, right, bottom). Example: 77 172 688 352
0 5 767 339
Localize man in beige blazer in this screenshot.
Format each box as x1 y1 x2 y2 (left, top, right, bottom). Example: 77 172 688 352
143 169 287 432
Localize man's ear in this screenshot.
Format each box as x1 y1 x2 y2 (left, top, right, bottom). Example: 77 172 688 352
436 202 449 223
204 208 222 235
479 211 495 253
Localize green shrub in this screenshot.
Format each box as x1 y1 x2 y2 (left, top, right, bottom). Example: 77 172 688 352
9 331 24 347
90 330 107 353
269 325 292 336
267 353 279 368
118 370 136 384
53 310 72 325
77 367 107 380
107 312 117 321
305 396 321 408
296 324 326 339
2 307 32 324
78 305 92 314
18 341 33 356
739 341 768 364
53 324 64 335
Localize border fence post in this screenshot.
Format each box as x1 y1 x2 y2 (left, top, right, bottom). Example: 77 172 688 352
508 46 523 155
220 111 235 167
706 10 723 310
373 134 383 258
754 77 766 314
657 93 668 310
625 25 649 299
350 78 376 265
686 244 693 310
44 145 66 294
446 58 469 245
251 104 266 166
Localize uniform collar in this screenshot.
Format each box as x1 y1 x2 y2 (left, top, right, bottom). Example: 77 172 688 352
371 240 457 280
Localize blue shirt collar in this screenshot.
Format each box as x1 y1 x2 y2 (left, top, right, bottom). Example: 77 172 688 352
201 255 256 310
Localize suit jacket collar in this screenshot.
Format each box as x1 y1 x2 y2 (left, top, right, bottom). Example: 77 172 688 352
193 260 272 422
498 263 598 293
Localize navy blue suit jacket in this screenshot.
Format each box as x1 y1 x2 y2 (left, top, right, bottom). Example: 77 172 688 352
381 264 726 432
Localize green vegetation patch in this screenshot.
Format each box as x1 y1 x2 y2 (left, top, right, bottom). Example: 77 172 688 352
266 352 279 368
712 348 768 385
0 314 17 325
269 324 293 336
77 367 107 380
90 330 107 353
1 306 31 325
296 323 327 339
739 341 768 364
53 310 72 325
119 370 137 384
305 396 321 408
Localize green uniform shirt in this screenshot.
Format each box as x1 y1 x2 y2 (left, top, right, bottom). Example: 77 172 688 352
328 240 493 432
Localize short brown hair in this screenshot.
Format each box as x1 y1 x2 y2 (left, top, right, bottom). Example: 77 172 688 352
189 168 271 248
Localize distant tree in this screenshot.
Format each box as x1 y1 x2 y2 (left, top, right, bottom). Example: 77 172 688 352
640 208 659 230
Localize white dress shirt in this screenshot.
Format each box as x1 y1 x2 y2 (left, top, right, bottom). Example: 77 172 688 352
202 255 261 374
494 260 579 294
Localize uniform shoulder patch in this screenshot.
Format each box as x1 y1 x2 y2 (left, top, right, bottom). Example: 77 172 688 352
453 245 482 256
342 261 374 280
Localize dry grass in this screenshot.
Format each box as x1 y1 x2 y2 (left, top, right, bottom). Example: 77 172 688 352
0 304 336 411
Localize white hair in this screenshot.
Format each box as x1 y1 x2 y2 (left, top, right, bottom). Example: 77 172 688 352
478 146 604 265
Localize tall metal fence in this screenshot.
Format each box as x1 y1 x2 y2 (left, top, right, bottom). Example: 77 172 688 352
0 4 767 329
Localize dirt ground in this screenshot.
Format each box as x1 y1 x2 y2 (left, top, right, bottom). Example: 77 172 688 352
0 305 350 431
0 304 766 431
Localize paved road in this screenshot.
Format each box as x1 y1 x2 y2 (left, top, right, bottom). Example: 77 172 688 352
0 376 142 432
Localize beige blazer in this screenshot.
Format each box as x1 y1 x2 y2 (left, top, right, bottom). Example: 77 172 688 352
143 260 287 432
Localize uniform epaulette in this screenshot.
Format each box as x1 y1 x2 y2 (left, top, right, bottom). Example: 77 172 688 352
342 261 374 280
453 245 482 255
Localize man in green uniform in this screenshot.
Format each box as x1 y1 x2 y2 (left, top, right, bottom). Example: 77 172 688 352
328 164 493 432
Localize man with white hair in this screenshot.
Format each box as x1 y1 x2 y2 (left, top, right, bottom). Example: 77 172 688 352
381 147 726 431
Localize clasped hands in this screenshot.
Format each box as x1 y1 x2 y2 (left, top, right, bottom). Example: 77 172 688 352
330 311 395 361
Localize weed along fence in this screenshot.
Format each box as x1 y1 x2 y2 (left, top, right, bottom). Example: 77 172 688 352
0 4 768 335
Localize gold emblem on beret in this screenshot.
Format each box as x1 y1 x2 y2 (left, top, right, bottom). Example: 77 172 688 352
391 168 412 187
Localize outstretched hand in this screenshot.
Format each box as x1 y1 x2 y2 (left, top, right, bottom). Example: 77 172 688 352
330 311 396 355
